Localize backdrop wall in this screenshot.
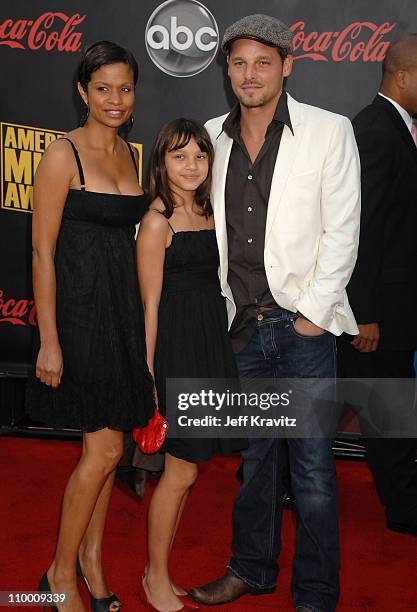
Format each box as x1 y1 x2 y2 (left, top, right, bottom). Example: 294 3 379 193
1 0 416 369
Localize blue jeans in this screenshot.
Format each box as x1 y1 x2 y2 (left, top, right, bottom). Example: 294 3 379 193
228 308 339 612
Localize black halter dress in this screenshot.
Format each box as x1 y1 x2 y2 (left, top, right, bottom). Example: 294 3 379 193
26 139 155 432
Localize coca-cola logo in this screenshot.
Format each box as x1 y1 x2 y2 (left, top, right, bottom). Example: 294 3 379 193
291 21 396 62
0 290 37 326
0 12 85 52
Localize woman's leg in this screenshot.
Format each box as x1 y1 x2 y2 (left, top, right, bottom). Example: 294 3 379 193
78 470 116 596
78 432 120 599
144 453 198 610
47 428 123 611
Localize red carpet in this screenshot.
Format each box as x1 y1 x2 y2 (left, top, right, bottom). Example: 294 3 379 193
1 437 416 611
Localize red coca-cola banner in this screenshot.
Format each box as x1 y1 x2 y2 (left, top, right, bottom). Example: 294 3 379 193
0 12 85 52
291 21 396 62
0 289 37 327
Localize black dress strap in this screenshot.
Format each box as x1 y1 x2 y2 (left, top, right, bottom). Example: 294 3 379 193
60 137 86 190
127 142 139 180
167 220 176 234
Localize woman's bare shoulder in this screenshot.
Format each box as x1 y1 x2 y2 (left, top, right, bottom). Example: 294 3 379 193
42 135 76 162
35 136 78 184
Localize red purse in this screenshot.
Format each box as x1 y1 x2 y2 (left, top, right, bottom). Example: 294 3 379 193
133 409 168 454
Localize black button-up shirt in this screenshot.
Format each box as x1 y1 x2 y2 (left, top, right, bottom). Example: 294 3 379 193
223 92 294 351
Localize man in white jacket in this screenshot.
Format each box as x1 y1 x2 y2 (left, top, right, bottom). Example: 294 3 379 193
189 14 360 612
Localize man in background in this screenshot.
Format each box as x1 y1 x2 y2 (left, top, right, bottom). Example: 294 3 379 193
338 34 417 536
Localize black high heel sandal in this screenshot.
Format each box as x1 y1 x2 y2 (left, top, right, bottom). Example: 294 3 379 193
38 574 58 612
76 558 121 611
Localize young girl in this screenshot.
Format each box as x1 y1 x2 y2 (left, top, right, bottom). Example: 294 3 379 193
137 118 242 611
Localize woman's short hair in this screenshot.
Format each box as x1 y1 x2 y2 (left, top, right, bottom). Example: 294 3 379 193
77 40 138 91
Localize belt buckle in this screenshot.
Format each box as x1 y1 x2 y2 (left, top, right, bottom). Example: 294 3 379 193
257 306 274 321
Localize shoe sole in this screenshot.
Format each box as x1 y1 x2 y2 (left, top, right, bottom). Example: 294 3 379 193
189 587 275 606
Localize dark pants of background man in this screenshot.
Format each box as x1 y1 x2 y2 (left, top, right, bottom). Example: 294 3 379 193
337 339 417 528
228 307 339 612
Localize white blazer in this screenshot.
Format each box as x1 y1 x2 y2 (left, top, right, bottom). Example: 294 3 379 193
205 94 361 336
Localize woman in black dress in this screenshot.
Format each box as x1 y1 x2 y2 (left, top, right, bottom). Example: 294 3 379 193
137 119 241 611
26 42 154 611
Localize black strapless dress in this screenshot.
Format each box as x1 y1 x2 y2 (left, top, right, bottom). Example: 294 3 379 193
155 229 244 462
26 141 155 432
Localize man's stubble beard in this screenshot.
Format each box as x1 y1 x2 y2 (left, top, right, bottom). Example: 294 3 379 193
235 84 283 109
237 92 269 108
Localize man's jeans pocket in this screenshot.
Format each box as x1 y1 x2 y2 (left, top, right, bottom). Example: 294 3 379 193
291 318 328 339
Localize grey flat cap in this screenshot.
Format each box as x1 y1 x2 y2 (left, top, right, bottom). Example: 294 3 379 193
222 14 293 54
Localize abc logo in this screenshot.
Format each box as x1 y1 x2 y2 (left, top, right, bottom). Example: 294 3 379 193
145 0 219 77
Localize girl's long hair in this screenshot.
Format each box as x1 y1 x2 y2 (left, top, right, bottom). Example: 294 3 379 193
148 118 213 218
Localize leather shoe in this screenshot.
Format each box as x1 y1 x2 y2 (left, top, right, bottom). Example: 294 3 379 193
189 573 252 605
387 520 417 537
